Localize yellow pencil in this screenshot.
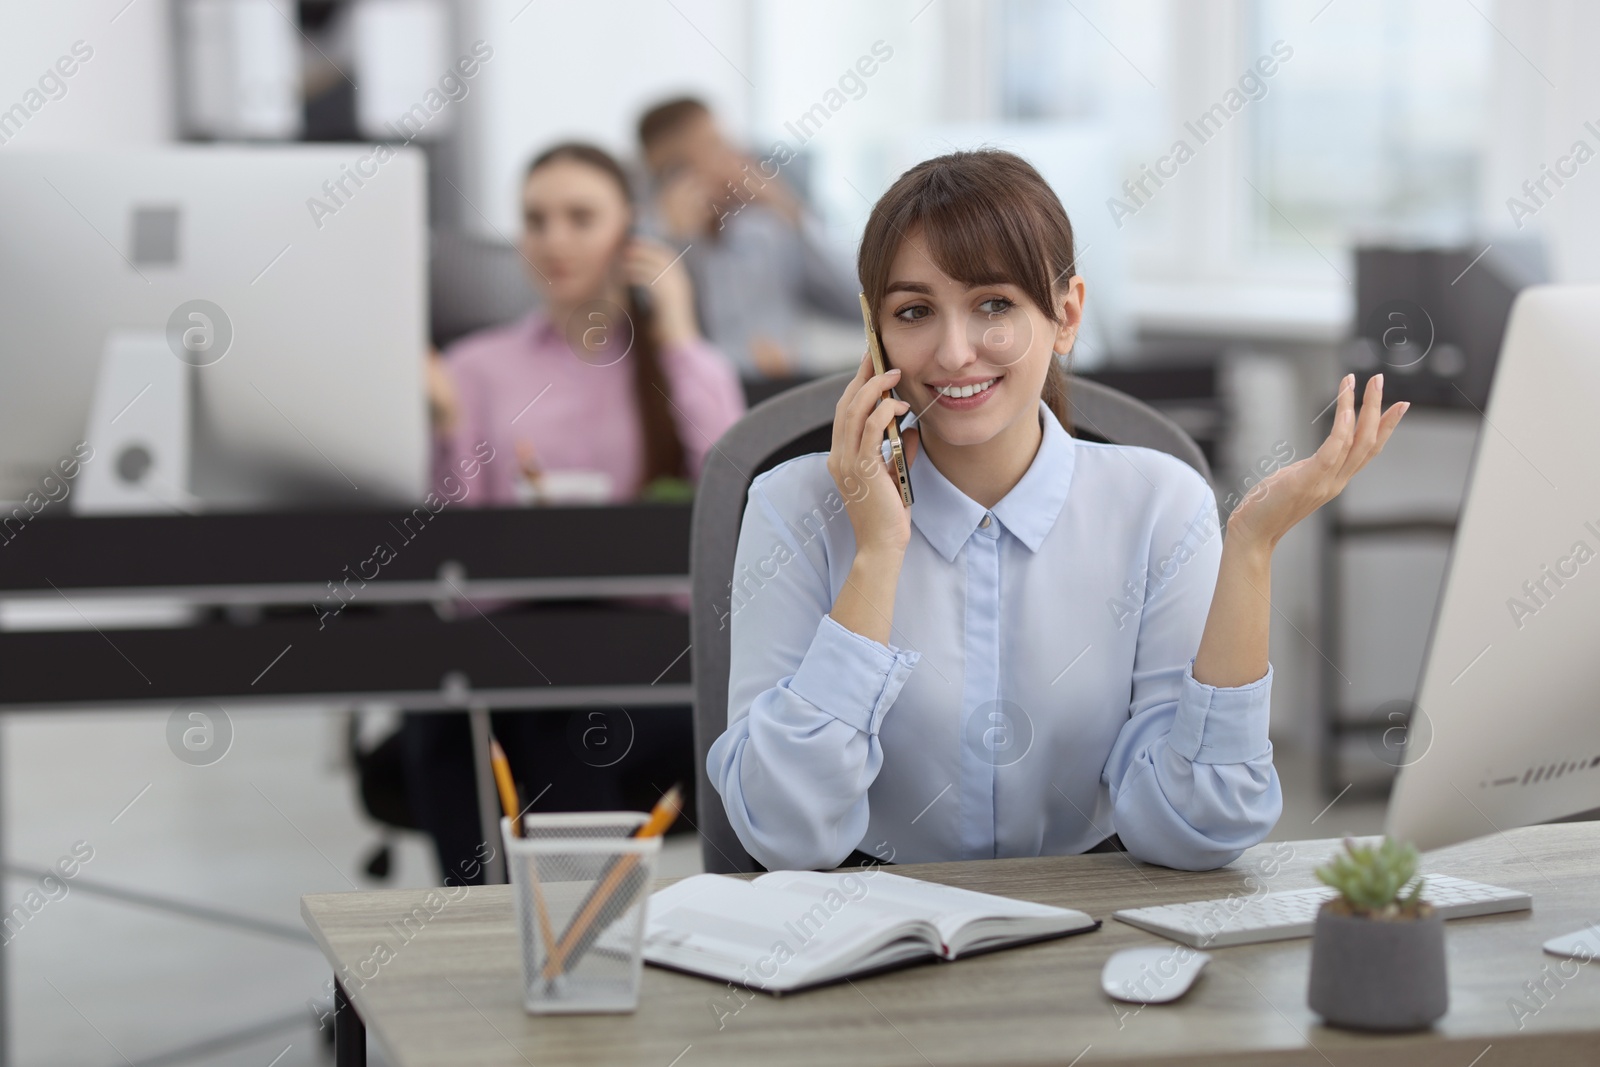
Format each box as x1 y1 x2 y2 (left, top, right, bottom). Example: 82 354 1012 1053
542 784 683 979
491 735 560 979
631 782 684 841
489 737 522 838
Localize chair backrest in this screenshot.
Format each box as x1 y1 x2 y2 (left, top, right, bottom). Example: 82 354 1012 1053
688 371 1214 873
429 229 537 349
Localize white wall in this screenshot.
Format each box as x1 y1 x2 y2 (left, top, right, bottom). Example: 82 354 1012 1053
0 0 175 148
456 0 751 236
1480 0 1600 282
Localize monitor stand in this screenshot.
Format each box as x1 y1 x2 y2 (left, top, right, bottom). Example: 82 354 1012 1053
74 330 200 516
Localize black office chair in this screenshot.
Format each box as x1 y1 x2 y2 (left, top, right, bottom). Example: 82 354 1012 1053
687 369 1215 873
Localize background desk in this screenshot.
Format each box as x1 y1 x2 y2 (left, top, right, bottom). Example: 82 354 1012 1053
0 504 694 1066
301 822 1600 1067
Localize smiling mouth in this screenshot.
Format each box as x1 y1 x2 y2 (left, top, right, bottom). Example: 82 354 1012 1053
933 376 1000 399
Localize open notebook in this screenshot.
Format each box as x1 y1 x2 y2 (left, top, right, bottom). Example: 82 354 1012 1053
637 870 1099 994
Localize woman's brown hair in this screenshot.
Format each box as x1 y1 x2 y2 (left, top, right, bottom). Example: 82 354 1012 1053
857 149 1078 432
526 142 687 490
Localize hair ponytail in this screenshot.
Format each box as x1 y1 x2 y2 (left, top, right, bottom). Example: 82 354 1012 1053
623 285 688 486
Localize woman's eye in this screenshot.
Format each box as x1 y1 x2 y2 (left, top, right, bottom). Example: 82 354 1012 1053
978 297 1015 315
893 304 931 322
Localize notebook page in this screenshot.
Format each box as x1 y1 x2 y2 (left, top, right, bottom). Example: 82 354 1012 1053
753 871 946 926
757 870 1087 951
640 874 924 988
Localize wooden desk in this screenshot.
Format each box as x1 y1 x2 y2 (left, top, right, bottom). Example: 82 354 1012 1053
301 823 1600 1066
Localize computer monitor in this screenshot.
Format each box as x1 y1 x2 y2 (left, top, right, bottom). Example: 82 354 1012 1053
1351 241 1545 410
0 146 428 511
1386 283 1600 851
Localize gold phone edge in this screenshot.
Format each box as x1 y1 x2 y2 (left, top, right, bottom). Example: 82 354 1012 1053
859 291 914 509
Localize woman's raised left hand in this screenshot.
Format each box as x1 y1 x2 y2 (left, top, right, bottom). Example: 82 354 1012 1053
1226 373 1409 555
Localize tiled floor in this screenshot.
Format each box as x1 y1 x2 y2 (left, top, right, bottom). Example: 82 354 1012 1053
1 707 1381 1066
0 707 704 1066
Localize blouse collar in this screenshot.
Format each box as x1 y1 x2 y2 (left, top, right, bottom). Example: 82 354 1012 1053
526 310 561 346
907 399 1077 562
524 307 635 354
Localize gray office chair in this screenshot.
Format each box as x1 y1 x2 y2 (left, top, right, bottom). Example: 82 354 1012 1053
688 371 1215 873
429 229 538 349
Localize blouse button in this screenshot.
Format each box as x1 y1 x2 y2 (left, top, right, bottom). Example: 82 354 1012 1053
979 513 993 529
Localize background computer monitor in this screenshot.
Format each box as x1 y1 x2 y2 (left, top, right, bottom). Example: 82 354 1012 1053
0 146 428 511
1351 241 1546 410
1386 283 1600 851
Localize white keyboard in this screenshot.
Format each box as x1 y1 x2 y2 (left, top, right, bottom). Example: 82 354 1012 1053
1113 874 1531 948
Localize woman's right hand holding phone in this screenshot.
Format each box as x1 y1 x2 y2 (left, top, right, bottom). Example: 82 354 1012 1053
826 352 920 646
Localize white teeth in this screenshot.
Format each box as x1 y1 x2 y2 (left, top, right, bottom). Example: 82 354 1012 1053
938 377 997 399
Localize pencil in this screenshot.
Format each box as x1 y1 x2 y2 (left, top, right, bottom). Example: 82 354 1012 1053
541 784 682 980
631 783 684 840
489 737 522 838
491 735 559 978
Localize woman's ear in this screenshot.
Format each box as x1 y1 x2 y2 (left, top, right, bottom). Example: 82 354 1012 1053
1052 275 1087 354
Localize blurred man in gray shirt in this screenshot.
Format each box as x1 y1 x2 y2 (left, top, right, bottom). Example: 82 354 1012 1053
637 97 861 379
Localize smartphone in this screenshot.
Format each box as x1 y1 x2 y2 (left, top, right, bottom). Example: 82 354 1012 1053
625 226 654 318
858 292 914 508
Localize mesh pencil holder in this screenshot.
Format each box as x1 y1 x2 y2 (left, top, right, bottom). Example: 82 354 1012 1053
502 812 661 1014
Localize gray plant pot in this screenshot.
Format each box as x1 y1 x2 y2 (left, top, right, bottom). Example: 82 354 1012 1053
1307 904 1448 1031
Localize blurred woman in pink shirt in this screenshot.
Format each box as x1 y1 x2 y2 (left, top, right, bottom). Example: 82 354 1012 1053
429 141 745 502
408 143 745 885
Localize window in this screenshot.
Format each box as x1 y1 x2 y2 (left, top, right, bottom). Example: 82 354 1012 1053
1248 0 1492 264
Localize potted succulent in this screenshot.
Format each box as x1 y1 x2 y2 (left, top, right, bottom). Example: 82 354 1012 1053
1307 837 1448 1031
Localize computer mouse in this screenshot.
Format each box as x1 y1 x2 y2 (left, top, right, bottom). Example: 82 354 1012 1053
1101 945 1211 1004
1544 925 1600 960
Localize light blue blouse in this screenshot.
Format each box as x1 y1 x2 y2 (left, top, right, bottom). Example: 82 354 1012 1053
707 399 1281 872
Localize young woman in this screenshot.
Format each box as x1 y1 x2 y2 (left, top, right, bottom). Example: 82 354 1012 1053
708 150 1406 872
409 142 745 885
429 141 745 503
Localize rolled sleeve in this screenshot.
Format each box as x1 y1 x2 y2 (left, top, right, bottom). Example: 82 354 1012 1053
787 613 921 735
1104 467 1282 870
1165 659 1273 764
